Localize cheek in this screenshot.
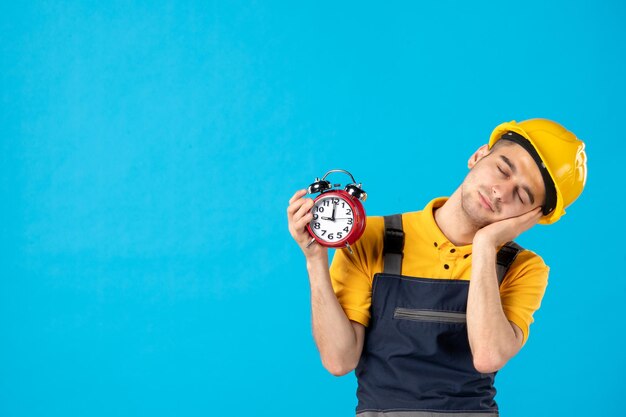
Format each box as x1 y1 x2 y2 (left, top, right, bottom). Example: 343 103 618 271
469 164 497 183
501 203 527 218
463 169 484 187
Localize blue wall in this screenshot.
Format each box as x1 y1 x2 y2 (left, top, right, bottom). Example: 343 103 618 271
1 1 624 416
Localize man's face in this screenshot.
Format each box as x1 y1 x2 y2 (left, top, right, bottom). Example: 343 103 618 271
461 141 547 228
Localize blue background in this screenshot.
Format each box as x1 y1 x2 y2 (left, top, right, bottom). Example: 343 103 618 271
1 1 624 416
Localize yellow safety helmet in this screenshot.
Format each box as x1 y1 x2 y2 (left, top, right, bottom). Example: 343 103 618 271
488 118 587 224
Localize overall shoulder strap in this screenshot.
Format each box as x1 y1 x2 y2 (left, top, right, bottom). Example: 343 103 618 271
496 241 524 285
383 214 405 275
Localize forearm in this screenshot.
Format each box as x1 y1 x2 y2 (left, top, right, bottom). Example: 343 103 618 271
467 241 521 373
307 256 361 376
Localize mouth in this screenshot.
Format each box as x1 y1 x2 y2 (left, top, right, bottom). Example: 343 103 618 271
478 191 494 212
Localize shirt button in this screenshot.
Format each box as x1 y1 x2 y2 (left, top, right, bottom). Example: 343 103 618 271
444 264 450 269
450 249 456 253
434 242 438 247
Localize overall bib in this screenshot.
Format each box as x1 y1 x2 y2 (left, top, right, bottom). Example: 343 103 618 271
355 215 522 417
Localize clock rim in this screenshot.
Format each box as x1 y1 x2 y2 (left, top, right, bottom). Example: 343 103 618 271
306 190 365 248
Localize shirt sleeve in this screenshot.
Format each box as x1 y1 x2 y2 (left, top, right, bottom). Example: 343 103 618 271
328 216 385 327
499 249 550 345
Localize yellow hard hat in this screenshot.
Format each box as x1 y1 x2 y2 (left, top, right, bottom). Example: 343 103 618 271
488 118 587 224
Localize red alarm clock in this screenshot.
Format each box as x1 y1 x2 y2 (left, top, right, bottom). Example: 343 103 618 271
306 169 367 253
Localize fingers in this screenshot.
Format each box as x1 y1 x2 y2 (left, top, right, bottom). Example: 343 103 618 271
292 199 314 230
287 199 313 226
287 190 315 241
287 190 309 217
294 212 313 232
522 206 543 224
289 189 307 205
294 198 313 220
476 206 543 247
512 206 543 235
532 206 543 220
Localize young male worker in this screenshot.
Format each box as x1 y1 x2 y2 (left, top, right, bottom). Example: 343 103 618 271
287 119 587 417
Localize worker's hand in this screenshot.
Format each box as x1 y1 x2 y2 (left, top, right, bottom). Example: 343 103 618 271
473 206 543 249
287 189 328 261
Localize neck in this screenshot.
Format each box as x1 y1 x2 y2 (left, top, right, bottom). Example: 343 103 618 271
434 188 481 246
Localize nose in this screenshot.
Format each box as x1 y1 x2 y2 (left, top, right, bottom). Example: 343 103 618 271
492 183 514 202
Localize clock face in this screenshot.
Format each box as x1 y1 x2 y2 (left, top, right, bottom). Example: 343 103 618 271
309 195 355 244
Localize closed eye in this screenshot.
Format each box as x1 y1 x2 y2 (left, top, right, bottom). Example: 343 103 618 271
499 165 525 204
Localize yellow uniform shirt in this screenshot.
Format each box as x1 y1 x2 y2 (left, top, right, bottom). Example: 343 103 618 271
329 197 549 345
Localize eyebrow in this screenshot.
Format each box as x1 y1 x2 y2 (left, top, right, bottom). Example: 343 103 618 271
499 155 536 205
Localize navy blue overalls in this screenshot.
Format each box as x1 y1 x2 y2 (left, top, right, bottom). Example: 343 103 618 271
355 214 523 417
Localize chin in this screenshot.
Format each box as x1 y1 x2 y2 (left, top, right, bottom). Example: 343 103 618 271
461 196 492 228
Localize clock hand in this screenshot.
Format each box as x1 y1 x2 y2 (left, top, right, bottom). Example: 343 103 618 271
331 204 336 221
320 216 334 220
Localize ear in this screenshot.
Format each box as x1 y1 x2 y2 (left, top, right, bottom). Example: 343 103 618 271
468 144 491 169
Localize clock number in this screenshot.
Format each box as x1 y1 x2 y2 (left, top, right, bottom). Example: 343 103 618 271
333 198 339 205
318 206 324 213
336 232 343 239
321 230 327 236
343 227 349 232
323 200 330 207
328 233 334 240
347 219 353 225
346 209 352 215
313 213 318 220
314 222 320 229
341 202 346 208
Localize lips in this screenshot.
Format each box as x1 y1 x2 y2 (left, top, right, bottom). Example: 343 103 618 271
478 192 494 212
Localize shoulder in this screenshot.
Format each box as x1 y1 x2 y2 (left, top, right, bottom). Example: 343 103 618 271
353 215 385 254
358 212 415 249
505 246 550 282
514 247 548 269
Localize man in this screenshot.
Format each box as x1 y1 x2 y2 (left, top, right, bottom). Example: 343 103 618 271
287 119 587 416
